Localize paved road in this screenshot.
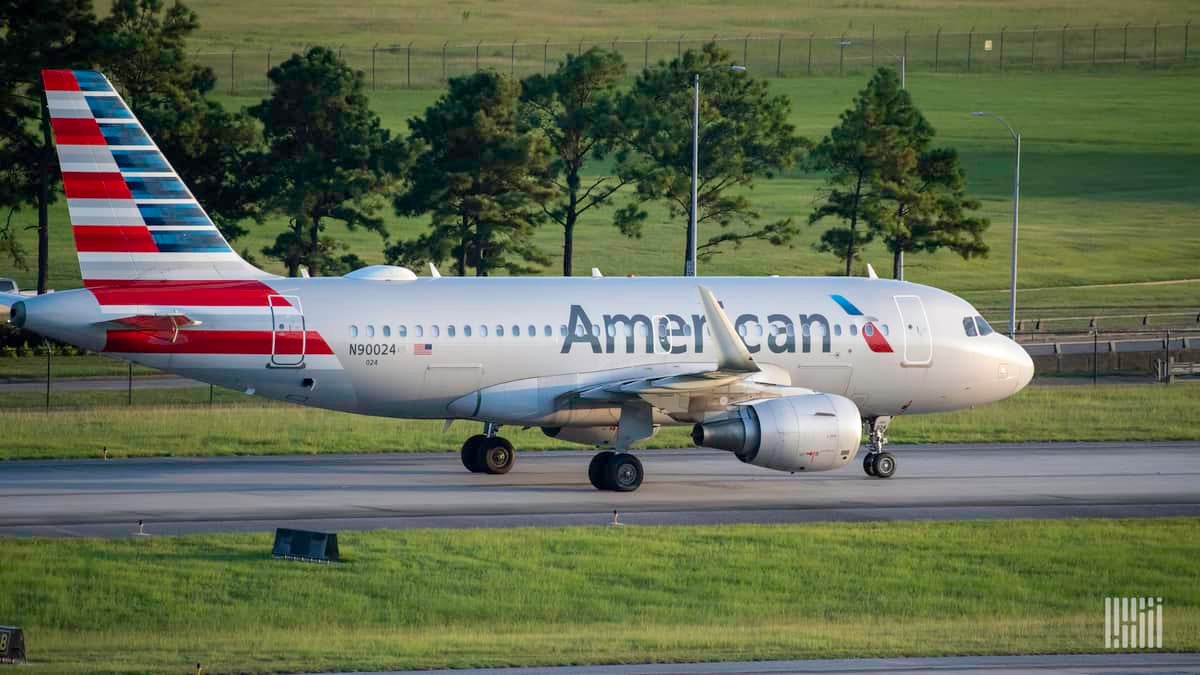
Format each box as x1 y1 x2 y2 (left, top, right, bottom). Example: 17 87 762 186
1 441 1197 537
0 374 203 392
329 653 1200 675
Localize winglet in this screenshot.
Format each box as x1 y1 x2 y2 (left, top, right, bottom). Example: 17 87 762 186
429 263 442 279
697 286 759 373
866 263 879 279
591 267 603 278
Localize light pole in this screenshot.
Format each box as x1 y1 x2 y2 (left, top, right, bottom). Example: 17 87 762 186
684 64 746 277
971 111 1021 338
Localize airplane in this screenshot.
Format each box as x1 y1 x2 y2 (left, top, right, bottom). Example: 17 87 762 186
2 69 1034 492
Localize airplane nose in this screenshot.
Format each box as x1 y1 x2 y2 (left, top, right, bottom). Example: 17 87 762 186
1009 338 1035 393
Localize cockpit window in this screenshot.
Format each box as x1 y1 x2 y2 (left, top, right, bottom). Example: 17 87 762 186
975 316 994 336
963 317 978 337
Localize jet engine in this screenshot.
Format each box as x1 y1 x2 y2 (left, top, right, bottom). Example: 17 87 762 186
541 425 659 448
691 394 862 472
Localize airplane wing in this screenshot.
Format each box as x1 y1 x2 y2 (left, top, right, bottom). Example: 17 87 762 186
561 286 812 420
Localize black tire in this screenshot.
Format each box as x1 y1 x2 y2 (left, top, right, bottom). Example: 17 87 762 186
862 452 877 476
604 453 644 493
460 435 488 473
481 437 515 475
589 451 615 490
872 451 897 479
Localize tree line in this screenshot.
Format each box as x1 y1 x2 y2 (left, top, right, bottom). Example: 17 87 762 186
0 0 989 290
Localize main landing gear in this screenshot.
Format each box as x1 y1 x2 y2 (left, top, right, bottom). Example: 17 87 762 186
460 422 515 475
861 415 897 479
587 451 644 492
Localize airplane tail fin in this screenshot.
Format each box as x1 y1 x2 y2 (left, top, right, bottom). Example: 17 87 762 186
41 69 270 286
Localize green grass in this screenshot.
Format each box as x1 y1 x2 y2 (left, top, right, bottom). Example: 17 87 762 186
0 353 159 380
5 69 1199 324
2 518 1197 672
147 0 1194 48
1 383 1196 460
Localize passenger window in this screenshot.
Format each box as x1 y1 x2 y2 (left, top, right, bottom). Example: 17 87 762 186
431 325 440 337
513 325 521 337
737 324 747 338
496 324 504 337
802 324 811 337
448 325 456 337
850 324 858 337
864 323 875 337
463 325 471 337
963 317 978 337
834 324 842 337
754 324 763 337
479 325 487 337
607 324 616 337
590 324 598 337
560 325 567 337
574 324 585 337
366 325 375 338
881 324 889 336
530 325 537 337
382 325 391 337
975 316 995 336
415 325 424 337
350 325 358 338
544 325 551 337
399 325 407 337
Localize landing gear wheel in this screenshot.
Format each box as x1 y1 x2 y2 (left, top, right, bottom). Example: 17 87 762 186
589 451 615 489
871 451 897 479
862 452 878 476
604 453 644 492
480 437 515 475
460 435 488 473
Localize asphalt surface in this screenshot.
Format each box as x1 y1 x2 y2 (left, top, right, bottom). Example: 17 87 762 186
330 653 1200 675
1 441 1197 537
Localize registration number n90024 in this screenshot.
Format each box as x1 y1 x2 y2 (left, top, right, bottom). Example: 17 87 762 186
348 343 397 356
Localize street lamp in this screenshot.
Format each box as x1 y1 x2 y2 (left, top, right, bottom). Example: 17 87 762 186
684 64 747 277
971 111 1021 339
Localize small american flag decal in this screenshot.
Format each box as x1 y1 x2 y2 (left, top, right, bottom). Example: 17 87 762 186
414 343 433 355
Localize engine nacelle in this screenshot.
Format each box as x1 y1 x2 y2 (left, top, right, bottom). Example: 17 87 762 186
691 394 861 472
541 425 659 448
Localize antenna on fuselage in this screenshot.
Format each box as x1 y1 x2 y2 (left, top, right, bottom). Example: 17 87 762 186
591 268 603 278
299 266 311 278
429 263 442 279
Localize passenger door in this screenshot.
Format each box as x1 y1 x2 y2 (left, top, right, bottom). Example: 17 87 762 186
893 295 932 366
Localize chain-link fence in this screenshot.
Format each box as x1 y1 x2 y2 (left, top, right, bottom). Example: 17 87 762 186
195 21 1194 95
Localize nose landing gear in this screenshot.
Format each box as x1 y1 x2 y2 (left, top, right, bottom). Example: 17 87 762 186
861 416 896 479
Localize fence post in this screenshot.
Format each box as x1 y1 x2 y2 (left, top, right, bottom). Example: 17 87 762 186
1153 21 1159 67
230 48 236 95
511 39 516 76
578 38 584 56
934 27 941 71
545 39 550 75
407 41 413 88
371 44 377 91
776 34 783 76
677 34 683 58
643 36 649 70
744 34 749 67
839 32 846 75
1123 23 1129 64
967 27 974 71
1032 26 1038 67
475 41 481 72
1060 24 1068 68
442 41 448 82
904 30 909 69
871 24 876 67
1186 20 1192 62
128 362 133 406
1092 24 1098 66
1000 27 1006 71
807 33 814 75
44 342 50 411
267 47 272 79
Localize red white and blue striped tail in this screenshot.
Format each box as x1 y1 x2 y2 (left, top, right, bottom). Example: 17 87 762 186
42 69 271 284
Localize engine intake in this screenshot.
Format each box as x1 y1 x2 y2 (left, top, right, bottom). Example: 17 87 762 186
692 393 862 472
